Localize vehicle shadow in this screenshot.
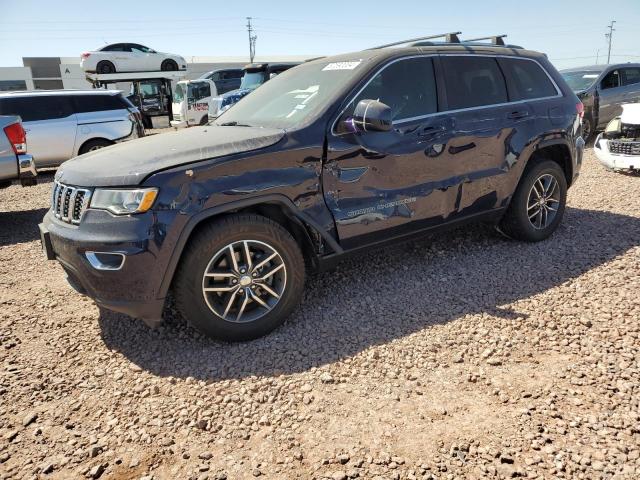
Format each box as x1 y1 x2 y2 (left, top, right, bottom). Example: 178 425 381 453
0 208 48 247
98 206 640 380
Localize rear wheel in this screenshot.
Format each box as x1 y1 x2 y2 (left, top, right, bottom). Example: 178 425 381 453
174 214 305 341
499 160 567 242
161 59 178 71
96 61 115 74
79 138 113 155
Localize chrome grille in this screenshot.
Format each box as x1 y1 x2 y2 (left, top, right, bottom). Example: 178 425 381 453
51 181 92 224
609 140 640 156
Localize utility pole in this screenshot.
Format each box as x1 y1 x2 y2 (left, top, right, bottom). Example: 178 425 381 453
246 17 257 63
605 20 616 64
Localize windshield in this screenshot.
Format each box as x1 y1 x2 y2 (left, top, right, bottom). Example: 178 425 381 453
174 83 185 103
561 71 601 91
215 59 365 129
240 71 267 90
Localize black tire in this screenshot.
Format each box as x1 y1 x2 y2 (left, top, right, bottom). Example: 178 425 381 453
79 138 113 155
96 61 115 74
499 160 567 242
582 116 593 143
161 59 178 71
174 214 305 341
199 115 208 126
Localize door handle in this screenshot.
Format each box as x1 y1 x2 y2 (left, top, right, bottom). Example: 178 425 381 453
418 124 446 138
507 110 529 120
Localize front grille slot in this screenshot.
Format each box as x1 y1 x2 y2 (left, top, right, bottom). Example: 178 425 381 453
609 140 640 156
51 181 91 225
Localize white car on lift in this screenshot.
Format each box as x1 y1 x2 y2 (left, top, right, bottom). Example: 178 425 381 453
81 43 187 74
170 79 217 127
594 104 640 172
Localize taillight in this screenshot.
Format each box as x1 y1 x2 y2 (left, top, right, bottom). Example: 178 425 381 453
81 52 91 60
576 102 584 120
3 122 27 155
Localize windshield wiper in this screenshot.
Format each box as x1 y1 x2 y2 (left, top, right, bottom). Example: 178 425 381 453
218 121 253 127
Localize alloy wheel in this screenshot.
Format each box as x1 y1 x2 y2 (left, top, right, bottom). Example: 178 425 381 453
201 240 287 323
527 173 560 230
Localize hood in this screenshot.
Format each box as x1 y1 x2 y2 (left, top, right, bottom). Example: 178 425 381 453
56 125 285 187
620 104 640 125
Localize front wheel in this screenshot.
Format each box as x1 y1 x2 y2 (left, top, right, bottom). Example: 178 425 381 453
173 214 305 341
499 160 567 242
161 60 178 71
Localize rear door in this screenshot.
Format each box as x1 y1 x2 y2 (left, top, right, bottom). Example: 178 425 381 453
598 69 625 126
1 95 77 167
437 55 523 216
620 67 640 104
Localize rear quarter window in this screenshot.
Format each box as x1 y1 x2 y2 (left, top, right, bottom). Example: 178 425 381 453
72 94 127 113
440 56 508 110
0 95 73 122
498 58 558 101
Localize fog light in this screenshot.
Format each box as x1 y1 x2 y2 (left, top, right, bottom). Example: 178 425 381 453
85 251 125 271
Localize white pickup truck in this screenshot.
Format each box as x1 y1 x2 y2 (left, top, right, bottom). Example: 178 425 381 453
0 115 37 189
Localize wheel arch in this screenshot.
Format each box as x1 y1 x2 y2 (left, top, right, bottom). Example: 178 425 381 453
77 137 114 155
159 194 342 297
523 138 574 187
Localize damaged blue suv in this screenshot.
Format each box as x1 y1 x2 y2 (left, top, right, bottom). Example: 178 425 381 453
40 34 584 341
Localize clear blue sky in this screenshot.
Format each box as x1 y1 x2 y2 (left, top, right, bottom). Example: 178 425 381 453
1 0 639 70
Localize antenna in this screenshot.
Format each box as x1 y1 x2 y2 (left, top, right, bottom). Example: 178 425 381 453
246 17 257 63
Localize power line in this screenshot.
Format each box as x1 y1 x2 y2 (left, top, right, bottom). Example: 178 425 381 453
605 20 616 64
246 17 257 63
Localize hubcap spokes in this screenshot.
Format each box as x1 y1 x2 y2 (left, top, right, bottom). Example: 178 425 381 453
202 240 286 323
527 174 560 230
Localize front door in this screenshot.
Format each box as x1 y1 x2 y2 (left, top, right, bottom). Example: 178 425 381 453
323 56 460 249
598 69 625 127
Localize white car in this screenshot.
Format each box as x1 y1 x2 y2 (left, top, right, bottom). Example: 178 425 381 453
81 43 187 74
594 104 640 172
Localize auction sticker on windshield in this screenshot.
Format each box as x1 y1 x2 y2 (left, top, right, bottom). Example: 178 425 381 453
322 61 361 71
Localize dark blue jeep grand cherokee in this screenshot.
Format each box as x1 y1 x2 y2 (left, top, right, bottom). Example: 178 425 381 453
40 37 584 341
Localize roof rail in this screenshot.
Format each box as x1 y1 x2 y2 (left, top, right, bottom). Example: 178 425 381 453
462 35 508 46
369 32 461 50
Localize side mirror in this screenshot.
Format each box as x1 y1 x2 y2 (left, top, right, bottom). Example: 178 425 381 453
348 99 393 133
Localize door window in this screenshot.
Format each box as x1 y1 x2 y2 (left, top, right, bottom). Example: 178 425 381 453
441 56 508 109
498 58 557 100
101 44 126 52
622 68 640 86
72 94 126 113
601 70 621 89
209 72 221 81
190 83 211 101
346 56 438 124
0 95 73 122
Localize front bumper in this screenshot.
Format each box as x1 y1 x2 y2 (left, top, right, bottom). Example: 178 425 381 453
18 154 37 187
39 209 170 326
594 135 640 171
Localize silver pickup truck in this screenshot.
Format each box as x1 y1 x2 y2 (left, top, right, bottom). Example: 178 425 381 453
0 115 37 188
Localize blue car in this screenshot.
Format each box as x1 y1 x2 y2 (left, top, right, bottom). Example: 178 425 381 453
208 63 299 120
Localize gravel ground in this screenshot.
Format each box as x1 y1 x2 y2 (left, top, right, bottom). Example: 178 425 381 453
1 149 639 480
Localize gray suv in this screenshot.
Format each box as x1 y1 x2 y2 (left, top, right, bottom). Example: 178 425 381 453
561 63 640 141
0 90 144 168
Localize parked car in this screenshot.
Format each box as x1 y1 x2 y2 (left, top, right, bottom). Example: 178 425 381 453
0 116 36 189
561 63 640 141
81 43 187 74
171 79 217 127
199 68 243 95
40 39 584 342
594 103 640 171
208 63 300 120
0 90 144 168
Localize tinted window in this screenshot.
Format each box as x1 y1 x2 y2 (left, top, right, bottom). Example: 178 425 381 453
499 58 557 100
72 94 126 113
622 68 640 86
441 56 508 109
208 72 221 81
0 80 27 91
190 83 211 101
101 44 126 52
0 95 73 122
349 57 438 122
228 70 243 79
601 70 620 89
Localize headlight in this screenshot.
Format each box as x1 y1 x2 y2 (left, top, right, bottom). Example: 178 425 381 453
90 188 158 215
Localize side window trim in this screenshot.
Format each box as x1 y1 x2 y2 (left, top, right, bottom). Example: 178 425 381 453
331 54 562 136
